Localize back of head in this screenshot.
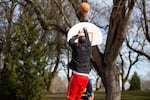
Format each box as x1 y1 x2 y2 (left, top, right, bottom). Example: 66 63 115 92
78 36 86 43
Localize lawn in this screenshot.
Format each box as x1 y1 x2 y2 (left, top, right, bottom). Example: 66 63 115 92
44 90 150 100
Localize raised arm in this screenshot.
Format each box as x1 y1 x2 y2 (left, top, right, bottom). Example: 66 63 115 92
83 27 90 43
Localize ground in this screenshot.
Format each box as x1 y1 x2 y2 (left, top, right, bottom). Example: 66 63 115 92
44 90 150 100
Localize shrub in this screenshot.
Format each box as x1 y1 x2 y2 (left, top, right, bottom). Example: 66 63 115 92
129 72 141 90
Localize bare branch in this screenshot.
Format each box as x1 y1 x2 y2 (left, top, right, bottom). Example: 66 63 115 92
126 39 150 60
141 0 150 42
53 0 71 28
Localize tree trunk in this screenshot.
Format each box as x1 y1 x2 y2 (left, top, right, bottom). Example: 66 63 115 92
105 66 121 100
122 79 125 91
92 46 121 100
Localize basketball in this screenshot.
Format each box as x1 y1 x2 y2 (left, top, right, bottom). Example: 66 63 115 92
80 2 90 13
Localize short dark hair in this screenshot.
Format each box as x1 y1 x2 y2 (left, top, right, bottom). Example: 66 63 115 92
78 36 86 43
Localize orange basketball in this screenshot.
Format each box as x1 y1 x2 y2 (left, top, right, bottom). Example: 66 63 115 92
80 2 90 13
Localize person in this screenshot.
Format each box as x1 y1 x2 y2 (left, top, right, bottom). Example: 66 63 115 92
81 78 94 100
67 27 92 100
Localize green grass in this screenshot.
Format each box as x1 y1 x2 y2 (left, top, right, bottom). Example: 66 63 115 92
44 90 150 100
121 90 150 100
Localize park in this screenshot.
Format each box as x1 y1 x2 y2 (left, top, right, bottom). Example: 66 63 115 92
0 0 150 100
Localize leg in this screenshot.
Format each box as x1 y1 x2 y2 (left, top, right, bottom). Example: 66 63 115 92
67 74 80 100
75 75 88 100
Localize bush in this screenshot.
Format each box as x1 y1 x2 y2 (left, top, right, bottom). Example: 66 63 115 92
129 72 141 90
0 68 46 100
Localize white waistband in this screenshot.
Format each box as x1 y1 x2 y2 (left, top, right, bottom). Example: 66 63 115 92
72 70 89 77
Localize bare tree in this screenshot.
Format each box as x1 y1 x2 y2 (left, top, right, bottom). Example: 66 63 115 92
141 0 150 42
119 50 140 91
91 0 137 100
126 0 150 60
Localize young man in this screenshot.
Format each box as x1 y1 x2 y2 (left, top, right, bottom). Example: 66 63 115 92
81 78 94 100
67 27 92 100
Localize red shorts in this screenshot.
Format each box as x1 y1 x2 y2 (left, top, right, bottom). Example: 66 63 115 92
67 73 88 100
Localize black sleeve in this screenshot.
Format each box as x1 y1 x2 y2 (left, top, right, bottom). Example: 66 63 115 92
69 35 79 47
